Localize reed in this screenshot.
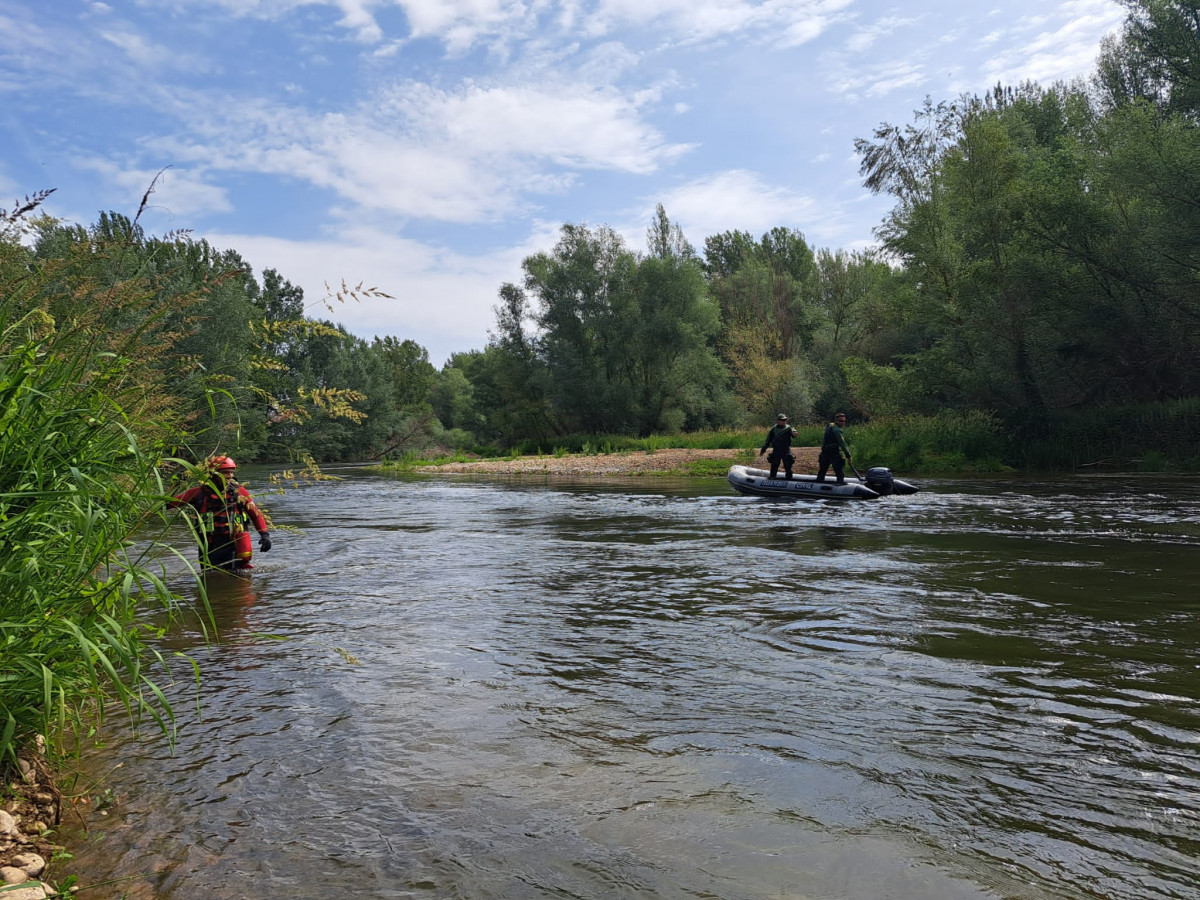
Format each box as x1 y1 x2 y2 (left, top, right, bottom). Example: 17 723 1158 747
1 234 191 765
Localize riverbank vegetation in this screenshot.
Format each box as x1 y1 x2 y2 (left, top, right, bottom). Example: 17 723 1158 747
0 189 387 775
0 199 190 773
1 0 1197 818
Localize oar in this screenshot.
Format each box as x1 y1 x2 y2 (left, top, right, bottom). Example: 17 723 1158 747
848 460 865 482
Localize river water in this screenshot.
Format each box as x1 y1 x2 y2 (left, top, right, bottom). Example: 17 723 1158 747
61 470 1199 899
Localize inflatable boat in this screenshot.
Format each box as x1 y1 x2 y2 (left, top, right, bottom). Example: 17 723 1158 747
727 465 919 500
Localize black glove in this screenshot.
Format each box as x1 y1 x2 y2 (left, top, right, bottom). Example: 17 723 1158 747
259 533 272 552
759 448 768 455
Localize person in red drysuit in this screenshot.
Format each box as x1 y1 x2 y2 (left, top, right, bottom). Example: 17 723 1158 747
170 456 272 571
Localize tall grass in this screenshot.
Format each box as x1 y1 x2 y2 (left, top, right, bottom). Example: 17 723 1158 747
851 410 1011 474
1010 399 1200 471
1 234 191 766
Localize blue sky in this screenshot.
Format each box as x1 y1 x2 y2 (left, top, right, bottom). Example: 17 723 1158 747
3 0 1125 366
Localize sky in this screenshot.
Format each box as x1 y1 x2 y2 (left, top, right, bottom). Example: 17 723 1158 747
2 0 1127 366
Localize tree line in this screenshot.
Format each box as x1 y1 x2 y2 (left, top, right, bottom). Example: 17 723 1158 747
5 0 1198 470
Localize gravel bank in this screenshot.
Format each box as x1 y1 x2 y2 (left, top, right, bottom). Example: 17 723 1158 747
416 446 822 477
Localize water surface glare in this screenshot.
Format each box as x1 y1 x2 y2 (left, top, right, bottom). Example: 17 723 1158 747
65 472 1200 899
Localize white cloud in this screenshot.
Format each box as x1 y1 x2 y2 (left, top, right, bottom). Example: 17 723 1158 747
159 0 856 51
99 29 211 71
399 0 531 49
426 82 688 172
845 14 918 54
202 225 547 364
981 2 1124 87
830 58 928 100
146 79 691 224
645 170 819 243
73 160 233 219
586 0 854 46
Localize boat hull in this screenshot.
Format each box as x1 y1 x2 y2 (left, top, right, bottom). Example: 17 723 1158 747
727 466 918 500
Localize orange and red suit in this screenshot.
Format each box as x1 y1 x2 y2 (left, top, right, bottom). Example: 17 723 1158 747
171 474 269 570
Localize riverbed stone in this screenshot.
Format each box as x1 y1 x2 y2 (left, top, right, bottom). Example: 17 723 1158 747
10 852 45 876
0 811 19 838
1 864 29 884
0 883 50 900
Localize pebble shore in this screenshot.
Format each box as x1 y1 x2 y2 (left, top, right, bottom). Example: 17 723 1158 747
416 446 820 476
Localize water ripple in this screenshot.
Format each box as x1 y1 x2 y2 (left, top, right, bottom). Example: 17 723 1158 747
62 473 1200 900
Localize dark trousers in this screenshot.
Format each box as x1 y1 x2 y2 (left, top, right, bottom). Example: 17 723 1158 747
768 451 794 479
816 450 845 484
199 538 240 571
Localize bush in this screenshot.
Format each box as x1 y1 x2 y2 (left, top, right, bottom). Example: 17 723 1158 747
850 410 1008 474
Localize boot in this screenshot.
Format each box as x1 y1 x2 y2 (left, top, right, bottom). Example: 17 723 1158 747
769 466 779 479
784 469 793 480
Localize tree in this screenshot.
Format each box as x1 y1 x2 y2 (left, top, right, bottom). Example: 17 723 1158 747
703 227 822 421
646 202 695 260
855 75 1200 420
430 355 480 437
1097 1 1200 116
279 325 399 460
372 336 436 416
473 283 557 445
515 215 733 436
703 227 819 362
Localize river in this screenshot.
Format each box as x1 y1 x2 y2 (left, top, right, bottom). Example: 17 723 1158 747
59 469 1200 899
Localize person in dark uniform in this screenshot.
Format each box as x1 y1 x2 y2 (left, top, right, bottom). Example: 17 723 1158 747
170 456 272 571
816 412 852 485
759 413 799 480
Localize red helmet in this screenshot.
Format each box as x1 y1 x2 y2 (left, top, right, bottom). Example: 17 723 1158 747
208 455 237 471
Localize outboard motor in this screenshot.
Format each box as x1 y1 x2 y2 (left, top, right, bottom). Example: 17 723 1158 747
864 467 895 496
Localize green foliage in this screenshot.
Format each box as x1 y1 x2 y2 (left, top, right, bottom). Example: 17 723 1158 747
513 215 735 437
1097 0 1200 116
1011 397 1200 470
505 427 791 456
1138 451 1170 472
0 236 188 764
849 411 1010 474
856 63 1200 419
372 336 436 416
841 357 909 418
430 362 478 435
659 450 759 478
273 325 402 461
